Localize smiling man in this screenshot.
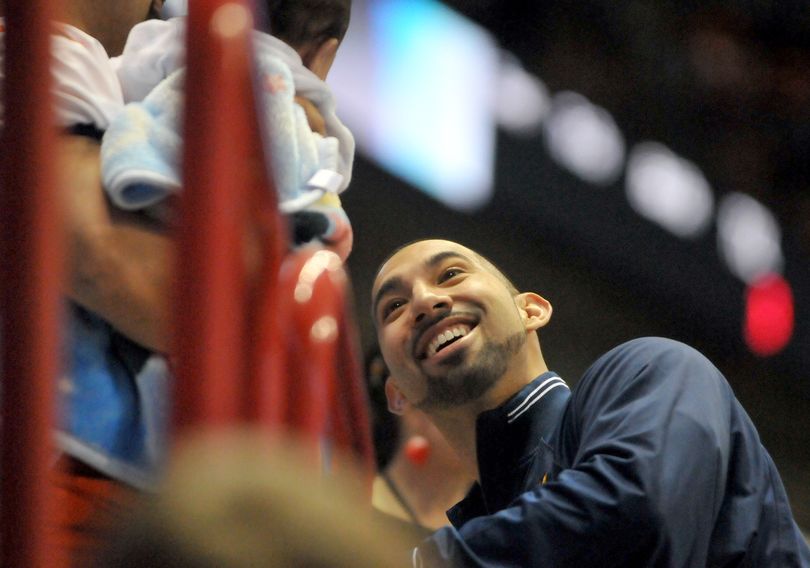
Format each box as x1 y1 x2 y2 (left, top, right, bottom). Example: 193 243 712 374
372 239 810 567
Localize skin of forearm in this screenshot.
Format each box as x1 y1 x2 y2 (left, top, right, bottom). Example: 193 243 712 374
69 209 172 352
59 134 171 352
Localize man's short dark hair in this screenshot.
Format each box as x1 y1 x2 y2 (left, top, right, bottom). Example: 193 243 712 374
266 0 352 50
374 239 520 297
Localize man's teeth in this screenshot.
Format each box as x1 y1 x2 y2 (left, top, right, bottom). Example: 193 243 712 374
427 326 470 357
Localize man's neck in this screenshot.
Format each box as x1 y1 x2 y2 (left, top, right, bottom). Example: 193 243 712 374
429 353 548 480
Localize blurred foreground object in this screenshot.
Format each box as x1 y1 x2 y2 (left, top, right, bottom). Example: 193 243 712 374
96 429 410 568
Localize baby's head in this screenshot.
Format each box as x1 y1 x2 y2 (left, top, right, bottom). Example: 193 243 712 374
266 0 352 80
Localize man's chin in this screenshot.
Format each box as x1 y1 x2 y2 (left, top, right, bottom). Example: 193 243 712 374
414 332 524 412
418 347 467 375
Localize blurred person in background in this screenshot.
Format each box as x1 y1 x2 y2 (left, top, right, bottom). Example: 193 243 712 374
366 348 473 538
94 429 411 568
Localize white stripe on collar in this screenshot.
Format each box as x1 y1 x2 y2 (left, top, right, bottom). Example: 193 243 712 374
507 377 568 424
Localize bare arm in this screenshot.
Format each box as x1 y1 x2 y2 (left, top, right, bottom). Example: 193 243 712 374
59 133 171 352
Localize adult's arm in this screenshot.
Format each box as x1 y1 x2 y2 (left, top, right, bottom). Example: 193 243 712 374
418 338 735 567
60 133 172 352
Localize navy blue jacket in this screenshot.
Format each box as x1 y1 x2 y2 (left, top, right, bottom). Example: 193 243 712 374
418 338 810 567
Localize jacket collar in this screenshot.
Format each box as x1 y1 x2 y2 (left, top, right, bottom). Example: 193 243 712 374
448 372 570 524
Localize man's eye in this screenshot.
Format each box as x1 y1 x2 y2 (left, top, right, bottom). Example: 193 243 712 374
439 268 463 283
382 300 405 319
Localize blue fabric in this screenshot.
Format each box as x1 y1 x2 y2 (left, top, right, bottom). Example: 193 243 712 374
101 54 340 214
419 338 810 567
59 304 167 488
101 69 184 211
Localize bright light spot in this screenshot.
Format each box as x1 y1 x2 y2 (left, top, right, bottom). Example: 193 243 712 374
294 282 313 303
744 274 794 357
210 3 252 38
543 91 625 185
717 192 784 283
310 316 338 342
625 142 714 238
58 377 75 395
329 0 497 211
494 53 551 136
294 250 341 303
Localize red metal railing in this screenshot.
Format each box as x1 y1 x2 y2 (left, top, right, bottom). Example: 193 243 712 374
0 1 61 567
1 0 375 564
248 248 375 478
172 1 258 429
174 0 373 477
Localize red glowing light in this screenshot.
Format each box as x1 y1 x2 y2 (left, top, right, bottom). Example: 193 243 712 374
743 274 794 357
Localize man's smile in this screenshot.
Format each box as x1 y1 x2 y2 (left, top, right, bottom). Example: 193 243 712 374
426 324 471 358
413 312 479 362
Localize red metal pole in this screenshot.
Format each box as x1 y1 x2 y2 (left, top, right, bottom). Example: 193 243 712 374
173 0 255 430
171 0 374 487
259 250 375 483
330 277 376 486
0 1 62 566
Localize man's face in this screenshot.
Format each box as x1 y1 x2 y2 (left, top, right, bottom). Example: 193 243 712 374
372 240 528 412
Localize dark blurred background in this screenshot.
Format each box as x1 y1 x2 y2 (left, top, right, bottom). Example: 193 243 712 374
335 0 809 529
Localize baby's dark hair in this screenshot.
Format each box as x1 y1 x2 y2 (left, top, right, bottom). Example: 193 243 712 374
266 0 352 51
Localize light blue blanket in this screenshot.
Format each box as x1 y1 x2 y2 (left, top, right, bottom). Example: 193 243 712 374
101 54 344 217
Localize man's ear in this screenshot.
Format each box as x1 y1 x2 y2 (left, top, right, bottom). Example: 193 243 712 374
384 377 409 416
302 38 340 81
516 292 552 332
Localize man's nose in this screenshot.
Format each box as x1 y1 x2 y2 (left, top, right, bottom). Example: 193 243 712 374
411 282 451 324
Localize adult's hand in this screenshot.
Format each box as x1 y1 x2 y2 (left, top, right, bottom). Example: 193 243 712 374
294 95 326 136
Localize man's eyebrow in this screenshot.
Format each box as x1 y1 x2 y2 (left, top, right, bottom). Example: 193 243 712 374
372 276 404 319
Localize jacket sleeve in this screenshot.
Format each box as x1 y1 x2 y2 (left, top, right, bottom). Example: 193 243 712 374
417 338 735 567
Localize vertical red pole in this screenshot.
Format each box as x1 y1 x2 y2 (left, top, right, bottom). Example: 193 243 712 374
173 0 255 431
334 302 377 488
0 1 61 566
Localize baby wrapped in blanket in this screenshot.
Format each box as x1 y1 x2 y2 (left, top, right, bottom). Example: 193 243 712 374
102 0 355 260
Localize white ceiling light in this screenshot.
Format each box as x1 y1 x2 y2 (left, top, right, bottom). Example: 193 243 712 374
717 192 784 283
494 53 551 136
329 0 497 211
625 141 714 238
542 91 625 185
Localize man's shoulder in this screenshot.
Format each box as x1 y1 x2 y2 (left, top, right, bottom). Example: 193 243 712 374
573 337 721 401
594 337 705 372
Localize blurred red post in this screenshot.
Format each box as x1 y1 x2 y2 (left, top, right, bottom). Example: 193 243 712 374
333 298 377 486
171 0 374 486
251 249 374 484
173 0 257 430
0 1 62 566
